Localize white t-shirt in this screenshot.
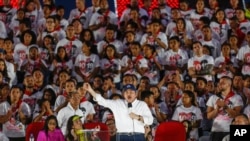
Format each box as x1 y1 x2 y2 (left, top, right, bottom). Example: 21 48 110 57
210 20 230 44
206 94 243 132
74 53 100 82
188 54 214 81
214 56 238 78
100 58 121 83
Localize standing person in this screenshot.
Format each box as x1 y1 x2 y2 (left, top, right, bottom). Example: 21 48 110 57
83 83 153 141
207 76 243 141
37 115 65 141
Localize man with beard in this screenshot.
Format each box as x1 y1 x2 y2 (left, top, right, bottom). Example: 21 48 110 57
207 76 243 141
83 83 153 141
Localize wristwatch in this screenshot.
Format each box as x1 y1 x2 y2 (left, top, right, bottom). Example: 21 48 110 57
138 115 142 121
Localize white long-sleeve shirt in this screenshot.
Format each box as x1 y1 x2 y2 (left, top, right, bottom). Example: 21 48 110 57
95 94 153 133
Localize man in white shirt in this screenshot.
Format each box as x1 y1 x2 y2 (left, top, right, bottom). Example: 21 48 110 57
207 76 243 141
83 83 153 141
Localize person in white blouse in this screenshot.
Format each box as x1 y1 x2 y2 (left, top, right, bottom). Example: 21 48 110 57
83 83 153 141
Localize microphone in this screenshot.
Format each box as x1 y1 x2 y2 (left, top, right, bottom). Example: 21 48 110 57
128 103 132 113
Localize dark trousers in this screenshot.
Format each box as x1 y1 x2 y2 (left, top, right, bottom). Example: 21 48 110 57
210 132 229 141
116 133 145 141
8 137 25 141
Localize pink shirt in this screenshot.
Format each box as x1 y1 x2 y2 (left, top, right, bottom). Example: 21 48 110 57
37 129 65 141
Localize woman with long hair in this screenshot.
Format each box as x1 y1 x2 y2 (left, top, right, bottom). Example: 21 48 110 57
37 115 65 141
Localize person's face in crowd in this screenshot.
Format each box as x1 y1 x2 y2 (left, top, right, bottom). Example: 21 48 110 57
57 9 65 18
196 0 205 12
102 80 111 92
209 0 218 9
43 0 52 5
44 91 53 101
184 83 194 92
17 10 25 20
10 88 21 103
179 2 188 11
167 83 178 94
230 0 239 7
176 19 185 31
3 0 10 5
82 43 91 55
143 0 152 8
152 9 161 19
139 79 149 89
66 26 75 38
4 40 13 53
26 2 35 11
233 76 243 89
221 44 231 56
105 30 114 40
24 76 35 88
150 86 160 100
78 86 87 99
218 78 231 92
171 9 180 19
43 6 51 17
202 27 212 38
123 75 133 86
182 93 192 107
58 72 69 84
236 9 245 21
244 78 250 88
232 115 250 125
0 53 5 60
106 46 115 59
130 44 140 56
229 36 238 46
193 42 203 56
72 116 83 130
196 80 206 91
130 10 139 20
125 32 135 43
83 31 92 41
0 61 5 71
126 24 136 32
29 47 39 59
65 82 76 93
169 39 180 52
207 81 215 93
24 33 32 45
43 37 52 47
57 47 66 59
158 0 165 6
33 70 44 84
70 93 81 107
151 23 160 33
123 89 137 103
92 0 100 7
130 0 138 7
143 45 153 57
76 0 85 9
215 10 225 22
72 20 82 34
0 85 9 101
202 46 211 56
145 94 155 106
100 0 108 10
48 118 57 131
93 77 103 88
106 119 116 136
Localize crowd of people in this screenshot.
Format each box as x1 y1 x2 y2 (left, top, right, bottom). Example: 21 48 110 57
0 0 250 140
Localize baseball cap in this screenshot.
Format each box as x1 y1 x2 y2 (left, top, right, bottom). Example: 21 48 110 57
72 115 83 121
123 84 136 92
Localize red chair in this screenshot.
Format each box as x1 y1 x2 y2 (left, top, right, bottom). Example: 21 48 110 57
83 122 110 141
26 122 45 141
154 121 186 141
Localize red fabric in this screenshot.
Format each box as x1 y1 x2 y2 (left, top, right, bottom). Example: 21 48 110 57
83 122 110 141
26 122 45 141
154 121 186 141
